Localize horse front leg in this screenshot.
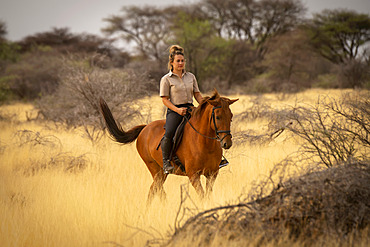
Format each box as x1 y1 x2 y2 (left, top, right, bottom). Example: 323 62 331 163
205 171 218 198
147 171 168 207
189 173 205 199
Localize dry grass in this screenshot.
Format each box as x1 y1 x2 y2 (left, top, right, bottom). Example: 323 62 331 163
0 89 368 246
165 160 370 247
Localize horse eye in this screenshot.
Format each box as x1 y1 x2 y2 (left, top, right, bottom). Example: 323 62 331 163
216 116 220 120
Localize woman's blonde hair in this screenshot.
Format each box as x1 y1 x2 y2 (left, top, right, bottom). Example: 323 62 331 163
168 45 185 71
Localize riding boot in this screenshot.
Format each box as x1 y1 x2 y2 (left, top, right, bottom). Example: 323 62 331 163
161 136 174 174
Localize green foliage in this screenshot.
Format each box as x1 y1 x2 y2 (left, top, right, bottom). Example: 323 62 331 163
262 28 337 91
3 46 61 99
307 9 370 64
201 0 306 57
0 38 21 103
0 21 6 40
0 75 15 103
171 11 258 90
172 11 215 78
313 73 340 88
18 27 129 69
0 41 20 63
100 1 369 91
102 5 169 66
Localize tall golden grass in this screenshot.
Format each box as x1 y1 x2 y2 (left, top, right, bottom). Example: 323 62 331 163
0 89 359 247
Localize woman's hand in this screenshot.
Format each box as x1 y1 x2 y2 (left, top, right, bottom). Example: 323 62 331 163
176 107 187 116
162 97 187 116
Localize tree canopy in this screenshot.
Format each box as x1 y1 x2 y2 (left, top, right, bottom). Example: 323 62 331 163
307 9 370 64
1 0 370 103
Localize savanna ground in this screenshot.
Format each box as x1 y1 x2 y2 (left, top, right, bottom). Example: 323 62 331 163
0 89 368 247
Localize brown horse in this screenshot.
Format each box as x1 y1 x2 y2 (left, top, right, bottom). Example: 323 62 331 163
99 90 238 205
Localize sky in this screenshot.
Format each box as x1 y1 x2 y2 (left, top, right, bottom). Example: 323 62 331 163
1 0 370 42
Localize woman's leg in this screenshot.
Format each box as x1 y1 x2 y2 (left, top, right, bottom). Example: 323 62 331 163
162 109 183 173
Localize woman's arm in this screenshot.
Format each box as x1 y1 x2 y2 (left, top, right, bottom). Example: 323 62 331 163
194 92 204 104
161 96 187 116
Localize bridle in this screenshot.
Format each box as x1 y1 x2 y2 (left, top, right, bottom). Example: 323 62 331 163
185 105 232 142
211 106 232 142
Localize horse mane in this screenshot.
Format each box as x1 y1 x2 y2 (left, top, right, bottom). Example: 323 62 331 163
192 89 227 119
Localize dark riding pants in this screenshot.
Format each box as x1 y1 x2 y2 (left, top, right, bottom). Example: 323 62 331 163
164 103 193 140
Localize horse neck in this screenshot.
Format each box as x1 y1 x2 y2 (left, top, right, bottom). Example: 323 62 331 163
189 105 216 139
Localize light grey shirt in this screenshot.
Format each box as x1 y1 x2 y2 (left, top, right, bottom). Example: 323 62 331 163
159 71 200 105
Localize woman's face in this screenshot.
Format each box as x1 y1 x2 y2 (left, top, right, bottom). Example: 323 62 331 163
171 54 185 73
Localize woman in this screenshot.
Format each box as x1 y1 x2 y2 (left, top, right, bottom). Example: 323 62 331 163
160 45 204 173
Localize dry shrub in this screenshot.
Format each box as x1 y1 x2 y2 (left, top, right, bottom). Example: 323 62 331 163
15 129 62 149
234 91 369 165
233 96 292 145
23 153 89 176
159 91 370 246
287 91 369 167
13 129 88 174
164 160 370 246
36 55 157 143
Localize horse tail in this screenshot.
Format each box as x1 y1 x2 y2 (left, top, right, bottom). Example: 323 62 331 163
99 98 146 144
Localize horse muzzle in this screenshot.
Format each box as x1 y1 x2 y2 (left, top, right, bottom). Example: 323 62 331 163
220 135 232 149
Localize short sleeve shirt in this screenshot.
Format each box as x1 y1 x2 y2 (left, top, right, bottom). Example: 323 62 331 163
159 71 200 105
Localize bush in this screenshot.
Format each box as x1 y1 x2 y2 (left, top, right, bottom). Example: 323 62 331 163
338 60 369 88
0 76 15 103
232 90 369 167
312 73 340 88
287 91 369 167
2 47 61 100
164 160 370 246
36 55 157 143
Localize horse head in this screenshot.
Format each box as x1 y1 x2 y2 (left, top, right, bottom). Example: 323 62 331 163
193 89 238 149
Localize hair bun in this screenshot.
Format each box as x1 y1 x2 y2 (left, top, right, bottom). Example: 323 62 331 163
167 45 185 70
169 45 184 55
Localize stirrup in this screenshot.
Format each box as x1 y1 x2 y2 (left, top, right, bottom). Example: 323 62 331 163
163 161 174 174
219 158 229 169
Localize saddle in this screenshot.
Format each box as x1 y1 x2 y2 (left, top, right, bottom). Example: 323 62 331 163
156 110 192 172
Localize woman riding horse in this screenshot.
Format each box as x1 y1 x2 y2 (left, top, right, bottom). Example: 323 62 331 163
160 45 229 173
99 45 238 204
99 90 238 204
160 45 204 173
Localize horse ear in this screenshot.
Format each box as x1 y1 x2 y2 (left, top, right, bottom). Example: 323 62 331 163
210 88 220 100
207 98 219 106
207 88 221 106
228 98 239 105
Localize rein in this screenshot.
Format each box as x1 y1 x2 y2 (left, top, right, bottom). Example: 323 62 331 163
184 106 231 142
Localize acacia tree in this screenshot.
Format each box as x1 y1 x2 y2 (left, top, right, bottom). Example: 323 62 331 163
170 9 258 90
254 0 306 56
0 21 19 63
0 20 6 41
263 28 333 91
171 11 215 80
102 5 172 69
307 9 370 64
306 9 370 87
201 0 306 57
